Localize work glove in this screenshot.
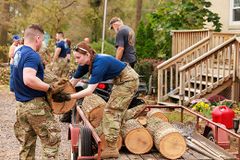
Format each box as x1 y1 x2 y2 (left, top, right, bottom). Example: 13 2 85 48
52 91 71 102
47 78 68 94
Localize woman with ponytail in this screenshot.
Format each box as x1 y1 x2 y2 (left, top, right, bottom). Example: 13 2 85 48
52 41 139 159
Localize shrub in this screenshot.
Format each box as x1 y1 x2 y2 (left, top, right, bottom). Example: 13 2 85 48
90 40 115 56
0 45 10 63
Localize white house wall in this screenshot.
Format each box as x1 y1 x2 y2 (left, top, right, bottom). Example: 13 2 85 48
207 0 240 32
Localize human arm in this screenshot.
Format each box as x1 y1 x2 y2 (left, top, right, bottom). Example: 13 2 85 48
116 46 124 60
8 45 16 59
52 47 61 62
66 53 71 62
71 83 98 99
70 78 81 87
23 67 50 92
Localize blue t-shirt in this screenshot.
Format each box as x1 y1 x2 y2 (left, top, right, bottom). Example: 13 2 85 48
56 40 68 58
65 43 71 55
74 54 127 84
13 46 45 102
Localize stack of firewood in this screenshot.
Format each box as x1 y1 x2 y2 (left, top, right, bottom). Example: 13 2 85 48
80 94 187 160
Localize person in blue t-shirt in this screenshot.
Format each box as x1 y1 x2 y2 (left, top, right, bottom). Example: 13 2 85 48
52 41 139 159
51 31 69 77
13 24 61 159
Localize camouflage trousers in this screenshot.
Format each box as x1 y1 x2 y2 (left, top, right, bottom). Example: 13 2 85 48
14 97 61 160
51 58 69 78
102 65 139 144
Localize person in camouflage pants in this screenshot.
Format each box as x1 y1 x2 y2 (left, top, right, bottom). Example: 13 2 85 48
12 24 61 159
51 41 139 159
14 98 61 159
51 32 70 78
102 65 139 144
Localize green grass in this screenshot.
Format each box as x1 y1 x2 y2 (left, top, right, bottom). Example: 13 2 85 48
163 110 196 123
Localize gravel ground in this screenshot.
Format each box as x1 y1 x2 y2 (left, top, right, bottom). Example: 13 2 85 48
0 85 71 160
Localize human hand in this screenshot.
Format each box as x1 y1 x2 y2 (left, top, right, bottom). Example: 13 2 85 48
48 78 68 94
52 91 71 102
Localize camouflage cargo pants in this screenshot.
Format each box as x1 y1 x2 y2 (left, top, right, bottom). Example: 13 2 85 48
102 65 139 143
14 97 61 160
51 58 69 78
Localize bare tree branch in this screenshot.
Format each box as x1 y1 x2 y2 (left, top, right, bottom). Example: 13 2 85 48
61 0 77 10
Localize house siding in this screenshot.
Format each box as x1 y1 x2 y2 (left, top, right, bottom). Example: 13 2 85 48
207 0 240 32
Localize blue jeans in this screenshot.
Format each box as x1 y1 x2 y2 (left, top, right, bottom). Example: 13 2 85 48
10 64 14 92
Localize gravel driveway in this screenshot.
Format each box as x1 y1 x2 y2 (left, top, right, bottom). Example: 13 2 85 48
0 85 71 159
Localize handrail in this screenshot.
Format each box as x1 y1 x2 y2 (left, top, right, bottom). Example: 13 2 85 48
179 36 237 72
157 36 210 69
171 29 210 33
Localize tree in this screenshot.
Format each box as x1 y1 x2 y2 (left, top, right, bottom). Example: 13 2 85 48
136 21 156 59
146 0 222 59
0 1 10 45
135 0 142 30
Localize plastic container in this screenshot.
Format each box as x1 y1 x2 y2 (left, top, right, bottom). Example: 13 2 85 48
212 106 235 129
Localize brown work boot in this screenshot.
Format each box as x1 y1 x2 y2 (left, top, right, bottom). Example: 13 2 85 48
100 142 119 159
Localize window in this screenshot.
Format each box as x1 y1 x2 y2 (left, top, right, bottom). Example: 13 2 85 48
230 0 240 25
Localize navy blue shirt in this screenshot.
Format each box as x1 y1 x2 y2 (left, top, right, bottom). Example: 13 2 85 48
13 46 45 102
74 54 126 84
65 43 71 55
56 40 68 58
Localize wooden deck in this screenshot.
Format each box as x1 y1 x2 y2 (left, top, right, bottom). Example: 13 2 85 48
115 132 236 160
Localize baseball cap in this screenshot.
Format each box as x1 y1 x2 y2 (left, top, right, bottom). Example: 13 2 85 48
109 17 121 30
12 35 20 41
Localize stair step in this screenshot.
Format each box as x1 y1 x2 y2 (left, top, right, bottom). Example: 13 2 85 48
184 87 200 93
189 80 210 86
169 94 189 101
158 101 179 106
202 69 233 78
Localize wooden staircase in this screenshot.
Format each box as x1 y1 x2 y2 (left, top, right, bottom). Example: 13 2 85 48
157 30 240 106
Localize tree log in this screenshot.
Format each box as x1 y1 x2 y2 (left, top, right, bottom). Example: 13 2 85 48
147 108 168 122
121 119 153 154
146 117 186 159
81 94 106 128
136 116 147 126
124 104 147 121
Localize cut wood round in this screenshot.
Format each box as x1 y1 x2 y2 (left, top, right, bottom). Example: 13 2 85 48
147 120 186 160
147 109 169 122
50 81 77 114
136 116 147 126
100 134 123 151
122 119 153 154
81 94 106 127
146 116 164 135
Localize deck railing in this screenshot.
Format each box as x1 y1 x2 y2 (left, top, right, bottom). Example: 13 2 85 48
157 30 237 104
179 36 239 105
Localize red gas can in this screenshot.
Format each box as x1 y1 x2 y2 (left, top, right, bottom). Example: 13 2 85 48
212 106 235 129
